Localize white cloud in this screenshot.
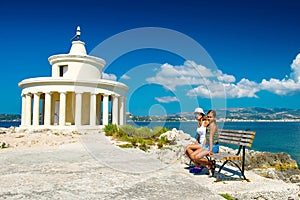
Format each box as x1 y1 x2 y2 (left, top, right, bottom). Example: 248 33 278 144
226 78 259 98
187 82 223 98
155 96 179 103
260 78 300 95
291 53 300 82
185 60 215 77
147 60 258 98
187 79 259 98
258 53 300 95
102 72 117 81
217 72 236 83
146 61 222 91
121 74 131 80
147 53 300 99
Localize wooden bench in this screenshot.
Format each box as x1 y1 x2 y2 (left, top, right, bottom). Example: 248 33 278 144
209 129 256 181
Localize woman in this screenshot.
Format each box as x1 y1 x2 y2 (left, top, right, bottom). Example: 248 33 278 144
192 110 219 176
185 108 209 173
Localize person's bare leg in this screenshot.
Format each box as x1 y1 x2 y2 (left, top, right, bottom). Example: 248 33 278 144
190 148 203 165
185 143 200 160
194 157 210 167
194 149 210 166
194 150 215 176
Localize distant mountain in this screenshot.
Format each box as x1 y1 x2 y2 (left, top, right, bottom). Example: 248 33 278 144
127 107 300 121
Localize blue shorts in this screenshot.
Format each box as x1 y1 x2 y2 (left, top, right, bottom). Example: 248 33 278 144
198 143 205 148
203 144 219 153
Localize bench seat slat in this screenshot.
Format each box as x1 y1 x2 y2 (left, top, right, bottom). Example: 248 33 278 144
210 152 242 161
219 132 256 139
219 135 255 141
218 139 253 147
219 129 255 135
218 136 254 144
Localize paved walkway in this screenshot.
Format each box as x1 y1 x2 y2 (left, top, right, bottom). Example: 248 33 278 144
0 132 223 200
0 131 298 199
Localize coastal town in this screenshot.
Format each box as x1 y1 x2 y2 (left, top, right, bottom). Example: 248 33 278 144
2 107 300 123
126 107 300 122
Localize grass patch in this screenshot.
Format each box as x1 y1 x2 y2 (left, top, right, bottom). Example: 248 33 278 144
118 143 134 148
104 124 118 136
220 193 235 200
103 124 170 151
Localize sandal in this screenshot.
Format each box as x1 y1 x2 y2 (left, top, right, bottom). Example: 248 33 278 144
185 160 195 169
207 160 216 177
189 166 204 174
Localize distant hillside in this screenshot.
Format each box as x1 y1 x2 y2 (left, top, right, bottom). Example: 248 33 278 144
214 107 299 120
2 108 300 122
0 114 21 121
127 107 300 121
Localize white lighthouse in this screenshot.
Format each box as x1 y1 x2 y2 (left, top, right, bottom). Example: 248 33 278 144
18 27 128 130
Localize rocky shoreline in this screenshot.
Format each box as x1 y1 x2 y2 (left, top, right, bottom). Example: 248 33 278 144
1 126 300 199
149 128 300 183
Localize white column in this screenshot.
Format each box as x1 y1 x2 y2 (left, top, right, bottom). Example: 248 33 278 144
90 93 96 126
59 92 66 126
97 94 102 125
102 94 109 125
21 94 26 126
123 96 126 125
112 95 119 125
119 96 125 125
75 92 82 126
44 92 51 126
25 93 32 125
32 93 40 126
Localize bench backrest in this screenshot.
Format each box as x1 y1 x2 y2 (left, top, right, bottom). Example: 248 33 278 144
218 129 256 148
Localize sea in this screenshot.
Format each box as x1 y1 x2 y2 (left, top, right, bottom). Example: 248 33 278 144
1 121 299 167
128 121 300 167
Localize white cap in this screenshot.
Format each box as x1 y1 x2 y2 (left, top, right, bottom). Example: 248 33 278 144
194 107 205 114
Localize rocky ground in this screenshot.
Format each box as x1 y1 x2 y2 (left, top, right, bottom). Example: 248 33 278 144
0 127 299 199
0 127 80 150
151 128 300 183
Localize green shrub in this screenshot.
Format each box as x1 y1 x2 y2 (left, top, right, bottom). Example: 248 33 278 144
104 125 170 150
137 126 153 138
157 140 164 149
120 135 132 142
153 126 168 138
144 139 155 145
119 125 137 137
130 137 138 147
139 140 148 151
157 136 168 149
113 128 127 138
104 124 118 136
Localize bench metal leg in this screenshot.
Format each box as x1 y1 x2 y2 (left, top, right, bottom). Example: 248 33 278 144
218 160 248 181
230 161 247 180
218 160 228 173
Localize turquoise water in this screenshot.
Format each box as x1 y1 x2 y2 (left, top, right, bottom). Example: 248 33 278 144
1 121 299 166
129 121 300 167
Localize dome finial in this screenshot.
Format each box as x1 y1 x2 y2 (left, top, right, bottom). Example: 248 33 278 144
71 26 81 41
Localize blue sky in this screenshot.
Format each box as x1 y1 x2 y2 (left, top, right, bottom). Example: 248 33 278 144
1 0 300 115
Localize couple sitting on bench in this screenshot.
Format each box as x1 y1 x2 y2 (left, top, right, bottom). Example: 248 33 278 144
185 108 219 176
